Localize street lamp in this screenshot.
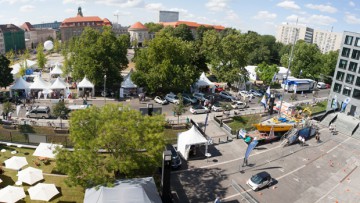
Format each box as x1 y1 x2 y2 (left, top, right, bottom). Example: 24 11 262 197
104 75 107 104
60 110 64 129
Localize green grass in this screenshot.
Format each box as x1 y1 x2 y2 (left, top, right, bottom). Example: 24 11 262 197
164 128 184 144
301 100 328 115
0 146 84 202
227 114 262 131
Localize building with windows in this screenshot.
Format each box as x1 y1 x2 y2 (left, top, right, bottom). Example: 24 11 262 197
60 7 111 42
0 24 25 54
112 23 129 37
159 11 179 22
313 30 342 53
328 31 360 116
128 22 149 47
21 22 56 49
32 21 61 30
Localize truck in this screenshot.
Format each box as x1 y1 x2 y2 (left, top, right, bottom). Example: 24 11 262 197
282 77 316 92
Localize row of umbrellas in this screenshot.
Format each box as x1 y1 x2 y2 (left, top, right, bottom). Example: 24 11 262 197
0 183 59 202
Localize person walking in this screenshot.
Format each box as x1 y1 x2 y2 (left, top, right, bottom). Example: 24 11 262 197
315 132 320 143
214 196 221 203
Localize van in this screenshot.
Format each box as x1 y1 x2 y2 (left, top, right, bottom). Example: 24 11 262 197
26 106 51 119
317 82 326 89
165 144 182 169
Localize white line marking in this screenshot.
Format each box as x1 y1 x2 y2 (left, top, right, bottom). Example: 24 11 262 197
327 137 351 154
314 182 340 203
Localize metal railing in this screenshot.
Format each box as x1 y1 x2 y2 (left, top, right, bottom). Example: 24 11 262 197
231 179 259 203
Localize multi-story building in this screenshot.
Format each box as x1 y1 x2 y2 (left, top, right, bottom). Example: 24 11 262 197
21 22 57 49
159 11 179 23
112 23 129 37
327 31 360 116
0 24 25 54
32 21 61 30
276 24 314 44
128 22 149 47
313 30 342 53
60 7 111 42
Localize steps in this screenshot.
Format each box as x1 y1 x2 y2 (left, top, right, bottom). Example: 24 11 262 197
333 113 359 136
320 113 337 127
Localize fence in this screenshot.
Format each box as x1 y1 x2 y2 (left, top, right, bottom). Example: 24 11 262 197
11 118 69 128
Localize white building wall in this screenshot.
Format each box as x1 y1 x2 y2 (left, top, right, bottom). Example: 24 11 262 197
313 30 342 53
276 24 310 44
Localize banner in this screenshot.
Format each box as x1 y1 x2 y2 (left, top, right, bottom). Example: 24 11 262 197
260 95 267 109
341 97 351 112
204 112 210 132
16 105 21 116
244 138 259 160
331 95 338 109
238 129 247 139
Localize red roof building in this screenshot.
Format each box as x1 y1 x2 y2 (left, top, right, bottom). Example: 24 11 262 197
128 22 149 47
60 7 112 41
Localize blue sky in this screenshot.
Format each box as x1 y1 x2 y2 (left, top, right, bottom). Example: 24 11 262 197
1 0 360 35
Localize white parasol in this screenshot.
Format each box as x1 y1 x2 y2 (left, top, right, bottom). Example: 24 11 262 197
28 183 59 201
4 156 28 170
0 186 26 203
17 167 44 185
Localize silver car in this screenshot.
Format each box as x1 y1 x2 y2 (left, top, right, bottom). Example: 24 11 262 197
247 171 272 191
182 94 198 104
219 91 234 101
154 96 168 105
165 93 180 104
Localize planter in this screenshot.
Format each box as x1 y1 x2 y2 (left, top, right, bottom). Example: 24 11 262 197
54 128 70 134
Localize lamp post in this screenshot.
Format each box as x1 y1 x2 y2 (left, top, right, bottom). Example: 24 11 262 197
161 150 172 203
104 75 107 104
60 110 64 129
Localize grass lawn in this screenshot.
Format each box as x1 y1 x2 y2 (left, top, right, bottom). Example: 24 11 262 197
227 114 262 132
301 100 328 114
0 146 84 202
164 128 185 145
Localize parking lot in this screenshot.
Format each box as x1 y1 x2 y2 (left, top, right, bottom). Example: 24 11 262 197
170 123 360 203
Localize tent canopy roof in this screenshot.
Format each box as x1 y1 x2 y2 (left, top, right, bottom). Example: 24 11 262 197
195 72 214 87
78 76 94 88
50 64 63 75
33 143 63 159
50 77 68 89
121 70 137 88
29 76 50 90
11 60 37 75
10 77 30 90
177 125 208 160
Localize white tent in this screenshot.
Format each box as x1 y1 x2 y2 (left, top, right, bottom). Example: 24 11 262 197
33 143 63 159
50 77 68 95
177 125 208 160
195 72 214 87
29 76 50 90
50 64 63 77
121 70 138 97
77 76 95 97
11 59 37 75
10 77 31 97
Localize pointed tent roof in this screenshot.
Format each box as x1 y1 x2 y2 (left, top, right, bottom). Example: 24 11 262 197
29 76 50 90
128 22 147 31
78 76 94 88
11 59 37 75
195 72 214 87
50 77 68 89
121 70 137 88
50 64 63 76
177 125 208 160
10 77 31 90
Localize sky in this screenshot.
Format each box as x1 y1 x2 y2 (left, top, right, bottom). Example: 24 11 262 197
1 0 360 35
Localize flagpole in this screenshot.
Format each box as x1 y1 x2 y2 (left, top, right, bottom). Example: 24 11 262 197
279 19 298 116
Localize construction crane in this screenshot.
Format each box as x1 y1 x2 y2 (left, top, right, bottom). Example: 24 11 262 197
114 14 119 24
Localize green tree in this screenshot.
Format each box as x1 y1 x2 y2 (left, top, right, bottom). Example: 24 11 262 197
144 22 164 33
320 50 338 83
0 55 14 88
53 40 61 53
70 27 128 89
52 101 70 118
173 24 194 41
5 50 15 65
132 32 201 93
172 94 186 124
195 25 214 41
255 63 279 85
36 44 47 70
2 102 13 116
18 65 26 77
55 104 165 188
23 49 30 60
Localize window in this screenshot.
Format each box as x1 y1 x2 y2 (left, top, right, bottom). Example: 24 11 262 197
345 35 353 45
339 59 347 69
353 89 360 100
349 62 358 72
336 71 345 81
333 83 342 93
342 48 351 57
356 77 360 87
352 49 360 60
343 86 352 96
355 38 360 47
346 74 355 84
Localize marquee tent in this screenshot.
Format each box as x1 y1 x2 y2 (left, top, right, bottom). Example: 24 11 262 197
84 177 162 203
177 125 208 160
10 77 31 97
11 59 37 75
50 64 63 78
195 72 214 87
50 77 68 97
77 76 95 97
121 70 138 97
29 76 50 90
33 143 63 159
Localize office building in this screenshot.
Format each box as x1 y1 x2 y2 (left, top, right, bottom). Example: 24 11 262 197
112 23 129 37
159 11 179 23
32 21 61 30
128 22 148 47
0 24 25 54
327 31 360 116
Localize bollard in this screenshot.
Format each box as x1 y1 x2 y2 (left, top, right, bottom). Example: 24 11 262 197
219 138 221 143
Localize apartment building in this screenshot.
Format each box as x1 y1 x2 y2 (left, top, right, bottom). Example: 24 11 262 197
313 30 342 53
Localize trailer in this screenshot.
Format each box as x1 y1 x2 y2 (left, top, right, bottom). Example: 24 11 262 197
282 77 316 92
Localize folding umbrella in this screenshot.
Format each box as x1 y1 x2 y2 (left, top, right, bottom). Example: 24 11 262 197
17 167 44 185
28 183 59 201
0 185 26 203
4 156 28 170
33 143 63 159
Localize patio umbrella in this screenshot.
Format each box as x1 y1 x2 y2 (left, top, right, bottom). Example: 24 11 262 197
0 185 26 203
33 143 63 159
17 167 44 185
4 156 28 170
28 183 60 201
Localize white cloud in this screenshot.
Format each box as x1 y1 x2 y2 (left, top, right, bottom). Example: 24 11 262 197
0 0 29 4
308 15 337 25
253 11 277 20
63 0 85 4
206 0 229 12
145 3 165 11
305 4 337 13
277 1 300 10
349 1 355 7
170 8 195 19
226 10 239 20
65 8 75 13
19 5 34 12
113 10 131 16
285 14 306 23
95 0 144 8
345 13 360 24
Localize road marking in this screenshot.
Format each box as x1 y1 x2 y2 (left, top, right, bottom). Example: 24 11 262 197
314 182 340 203
327 137 351 154
279 168 284 172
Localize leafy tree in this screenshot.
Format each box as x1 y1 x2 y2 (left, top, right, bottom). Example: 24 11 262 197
172 94 186 124
53 40 61 53
5 50 15 65
36 44 47 70
0 55 14 88
195 25 214 41
22 49 30 60
52 101 70 118
55 104 165 188
173 24 194 41
144 22 163 33
132 32 201 94
2 102 13 116
70 27 128 90
319 50 338 83
255 63 279 85
18 65 26 77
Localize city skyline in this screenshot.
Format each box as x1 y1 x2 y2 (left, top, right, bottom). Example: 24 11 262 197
0 0 360 35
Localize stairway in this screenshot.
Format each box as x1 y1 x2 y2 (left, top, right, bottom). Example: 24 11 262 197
320 113 337 127
332 113 359 136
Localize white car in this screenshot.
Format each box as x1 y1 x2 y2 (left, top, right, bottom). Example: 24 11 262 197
193 92 206 102
317 82 326 89
239 91 254 99
247 171 272 191
165 93 180 104
231 101 248 109
190 105 209 114
211 102 223 112
219 91 234 101
154 96 168 105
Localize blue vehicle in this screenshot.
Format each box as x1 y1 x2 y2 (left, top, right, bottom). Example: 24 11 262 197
282 77 316 92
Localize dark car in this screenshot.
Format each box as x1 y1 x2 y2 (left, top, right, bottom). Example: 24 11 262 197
165 144 182 169
247 171 272 191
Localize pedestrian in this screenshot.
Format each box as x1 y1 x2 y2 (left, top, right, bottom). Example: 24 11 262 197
214 196 221 203
315 132 320 143
8 112 12 120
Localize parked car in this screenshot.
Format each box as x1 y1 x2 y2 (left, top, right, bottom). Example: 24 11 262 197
325 83 331 89
219 91 234 101
165 93 180 104
317 82 326 89
25 106 51 119
211 102 223 112
239 91 254 99
193 92 206 102
182 94 198 104
154 96 168 105
247 171 272 191
214 85 224 92
190 105 209 114
165 144 182 169
231 101 248 109
248 89 263 97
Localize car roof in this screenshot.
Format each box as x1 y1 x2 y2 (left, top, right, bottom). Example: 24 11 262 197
254 171 271 178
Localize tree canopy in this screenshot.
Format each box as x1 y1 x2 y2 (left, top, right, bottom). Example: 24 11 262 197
132 32 201 93
0 54 13 88
144 22 164 33
56 104 165 188
36 44 47 70
255 63 279 85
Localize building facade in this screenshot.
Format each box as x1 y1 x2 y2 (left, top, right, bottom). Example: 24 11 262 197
32 21 61 30
60 7 111 42
21 22 57 49
276 24 313 45
128 22 149 47
327 31 360 116
313 30 342 54
112 23 129 37
0 24 25 54
159 11 179 22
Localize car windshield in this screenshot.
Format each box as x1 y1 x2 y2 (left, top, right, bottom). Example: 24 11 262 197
213 102 221 107
251 174 264 184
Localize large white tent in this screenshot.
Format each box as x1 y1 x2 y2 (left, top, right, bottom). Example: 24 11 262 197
77 76 95 97
33 143 63 159
29 76 50 90
50 64 63 78
120 70 138 97
177 125 208 160
11 59 37 75
195 72 214 88
10 77 31 97
50 77 68 98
